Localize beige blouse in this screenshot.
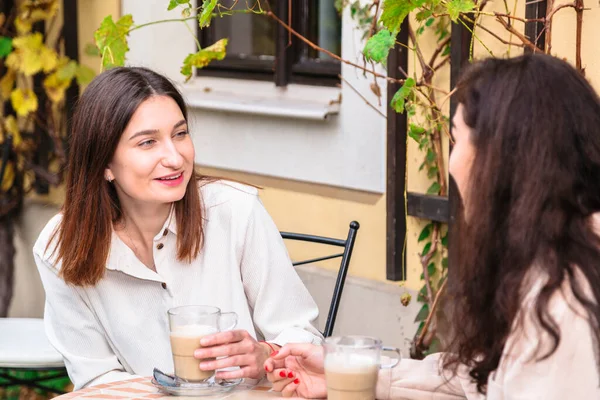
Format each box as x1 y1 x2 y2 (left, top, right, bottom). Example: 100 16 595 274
376 266 599 399
34 181 323 390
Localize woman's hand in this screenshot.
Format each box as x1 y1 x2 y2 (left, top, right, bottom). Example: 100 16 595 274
193 330 275 380
264 343 327 399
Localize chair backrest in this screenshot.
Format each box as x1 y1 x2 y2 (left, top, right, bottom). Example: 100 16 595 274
280 221 360 337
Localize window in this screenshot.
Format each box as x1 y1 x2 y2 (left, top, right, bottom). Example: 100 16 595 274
197 0 342 86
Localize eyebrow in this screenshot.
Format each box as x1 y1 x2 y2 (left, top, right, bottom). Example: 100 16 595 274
129 119 187 141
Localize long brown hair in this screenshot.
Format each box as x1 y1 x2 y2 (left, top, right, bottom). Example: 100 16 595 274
52 67 209 286
443 54 600 393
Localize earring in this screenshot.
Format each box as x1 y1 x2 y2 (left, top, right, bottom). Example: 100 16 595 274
105 175 113 183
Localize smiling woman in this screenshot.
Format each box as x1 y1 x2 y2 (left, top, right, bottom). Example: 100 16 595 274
32 67 323 390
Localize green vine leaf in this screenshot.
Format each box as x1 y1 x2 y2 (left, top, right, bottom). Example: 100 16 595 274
420 262 437 280
168 0 191 10
391 77 415 114
0 36 13 58
76 65 96 86
363 29 395 63
198 0 218 28
417 286 428 303
414 303 429 322
441 233 448 247
442 257 449 269
181 38 228 81
446 0 476 22
94 14 134 69
422 242 432 256
380 0 421 32
408 124 425 143
418 223 432 242
427 181 441 194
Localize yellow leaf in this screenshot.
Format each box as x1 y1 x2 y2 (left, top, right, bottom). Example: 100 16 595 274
43 71 70 103
10 88 38 116
0 70 15 99
20 0 58 22
8 32 57 76
180 39 228 81
5 116 22 148
1 162 15 192
15 17 32 34
40 46 58 73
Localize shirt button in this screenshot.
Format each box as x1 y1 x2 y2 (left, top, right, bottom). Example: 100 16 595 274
163 229 168 236
157 243 164 250
161 282 167 289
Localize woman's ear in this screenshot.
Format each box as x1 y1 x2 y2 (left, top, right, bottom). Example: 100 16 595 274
104 168 114 183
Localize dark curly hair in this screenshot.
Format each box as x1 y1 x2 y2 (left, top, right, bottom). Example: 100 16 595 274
443 54 600 393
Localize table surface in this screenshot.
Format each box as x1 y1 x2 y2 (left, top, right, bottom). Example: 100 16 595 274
52 377 301 399
0 318 64 369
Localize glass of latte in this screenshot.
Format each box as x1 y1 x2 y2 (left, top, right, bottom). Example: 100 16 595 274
324 336 401 400
168 305 238 382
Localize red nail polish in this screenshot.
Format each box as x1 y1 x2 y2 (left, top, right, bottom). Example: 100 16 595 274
279 371 287 378
270 351 279 357
287 372 294 378
294 379 300 385
264 366 269 372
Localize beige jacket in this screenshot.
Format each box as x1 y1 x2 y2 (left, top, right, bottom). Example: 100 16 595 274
376 267 599 399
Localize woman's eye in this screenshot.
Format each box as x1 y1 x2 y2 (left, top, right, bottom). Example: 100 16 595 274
139 139 155 147
174 130 188 138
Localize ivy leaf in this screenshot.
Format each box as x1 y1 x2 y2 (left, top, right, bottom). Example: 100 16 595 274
415 9 432 21
0 36 12 58
75 65 96 86
6 32 58 75
363 29 395 63
380 0 420 33
181 38 228 81
94 14 134 69
422 242 432 256
390 77 415 114
441 233 448 247
427 166 439 179
446 0 476 22
426 148 436 163
167 0 179 10
418 223 432 242
198 0 218 28
425 17 435 27
57 59 77 81
0 70 15 99
427 181 441 194
408 124 425 143
414 303 429 322
10 87 38 116
420 262 437 280
442 257 449 269
43 71 71 103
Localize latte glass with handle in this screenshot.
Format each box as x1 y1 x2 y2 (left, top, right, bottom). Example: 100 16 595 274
324 336 401 400
168 305 238 382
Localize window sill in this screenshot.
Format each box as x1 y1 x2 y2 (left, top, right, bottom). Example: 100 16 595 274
181 77 341 121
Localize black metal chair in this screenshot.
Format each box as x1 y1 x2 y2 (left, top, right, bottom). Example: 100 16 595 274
280 221 360 337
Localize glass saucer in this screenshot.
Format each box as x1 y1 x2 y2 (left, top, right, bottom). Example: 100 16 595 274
151 375 243 397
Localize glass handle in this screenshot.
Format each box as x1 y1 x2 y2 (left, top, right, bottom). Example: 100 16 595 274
219 312 238 331
380 346 401 369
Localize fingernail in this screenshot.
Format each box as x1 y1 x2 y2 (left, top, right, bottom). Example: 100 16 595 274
264 366 269 372
294 379 300 385
270 351 279 357
279 371 287 378
287 372 294 378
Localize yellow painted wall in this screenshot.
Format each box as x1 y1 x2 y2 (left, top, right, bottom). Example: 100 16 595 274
77 0 120 72
73 1 600 290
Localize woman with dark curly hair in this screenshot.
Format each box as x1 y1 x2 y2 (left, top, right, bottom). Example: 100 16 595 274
264 54 600 399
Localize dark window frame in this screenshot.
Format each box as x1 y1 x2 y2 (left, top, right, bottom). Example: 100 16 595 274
196 0 341 87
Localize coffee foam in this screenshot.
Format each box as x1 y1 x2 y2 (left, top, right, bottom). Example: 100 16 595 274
325 353 378 373
170 324 218 337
